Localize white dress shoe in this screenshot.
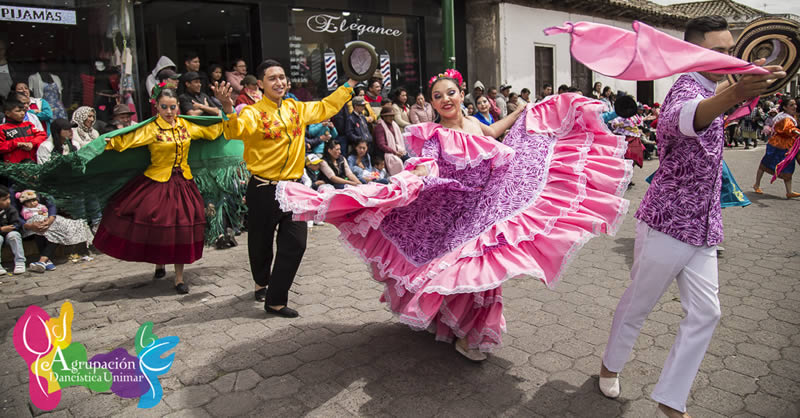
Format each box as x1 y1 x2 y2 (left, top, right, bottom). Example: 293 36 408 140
599 375 620 398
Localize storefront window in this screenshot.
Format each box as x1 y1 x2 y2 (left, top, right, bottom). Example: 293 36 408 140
288 8 423 100
1 0 139 123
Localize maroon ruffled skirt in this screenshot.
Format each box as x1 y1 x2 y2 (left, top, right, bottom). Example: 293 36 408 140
93 169 205 264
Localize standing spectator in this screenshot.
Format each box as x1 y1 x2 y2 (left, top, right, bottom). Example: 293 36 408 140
13 82 52 134
497 84 511 117
70 106 99 150
600 86 614 112
365 78 383 111
591 82 603 99
537 84 552 101
391 87 412 129
520 88 532 103
6 92 44 133
146 56 177 97
319 141 360 188
37 119 77 164
0 98 46 163
182 51 209 94
204 63 225 103
374 104 408 176
474 96 494 126
464 80 484 105
179 72 221 117
739 105 763 150
0 39 14 98
234 75 262 108
226 58 248 96
409 92 435 124
507 92 519 113
346 86 377 123
0 185 25 274
345 96 373 152
486 87 502 120
557 84 569 94
306 118 337 155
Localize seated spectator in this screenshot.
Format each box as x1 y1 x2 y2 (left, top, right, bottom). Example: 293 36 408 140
319 141 360 189
466 102 475 116
348 140 387 184
409 92 435 124
301 154 326 191
225 59 248 96
507 92 519 113
374 105 409 176
474 96 494 126
96 104 136 135
1 97 46 163
346 86 377 123
365 78 383 111
372 154 388 183
205 63 225 107
520 88 532 103
17 188 93 250
5 91 45 133
0 185 26 274
12 81 52 134
346 96 373 152
70 106 99 150
179 72 221 116
11 187 58 273
37 119 77 164
306 118 337 155
234 75 262 109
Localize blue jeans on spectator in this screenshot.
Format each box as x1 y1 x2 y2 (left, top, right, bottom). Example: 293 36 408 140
1 231 26 264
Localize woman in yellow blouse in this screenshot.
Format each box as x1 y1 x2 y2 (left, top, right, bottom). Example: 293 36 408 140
754 97 800 199
93 89 223 294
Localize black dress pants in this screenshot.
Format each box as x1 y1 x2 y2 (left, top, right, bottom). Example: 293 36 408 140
246 179 307 306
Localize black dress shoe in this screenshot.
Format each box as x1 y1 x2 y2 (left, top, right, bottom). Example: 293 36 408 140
265 306 298 318
254 288 266 302
154 268 166 279
175 283 189 294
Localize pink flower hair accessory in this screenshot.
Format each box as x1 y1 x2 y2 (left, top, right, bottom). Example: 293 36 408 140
428 69 464 88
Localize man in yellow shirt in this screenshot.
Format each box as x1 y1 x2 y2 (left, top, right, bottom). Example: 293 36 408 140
214 59 356 318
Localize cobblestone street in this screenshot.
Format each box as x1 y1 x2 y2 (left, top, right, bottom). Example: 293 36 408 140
1 147 798 417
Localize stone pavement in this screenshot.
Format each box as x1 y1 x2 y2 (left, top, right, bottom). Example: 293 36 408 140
0 147 798 417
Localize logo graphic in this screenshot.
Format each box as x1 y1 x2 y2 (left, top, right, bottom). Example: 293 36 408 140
12 301 179 410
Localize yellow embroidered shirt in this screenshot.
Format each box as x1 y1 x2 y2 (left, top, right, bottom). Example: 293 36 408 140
105 116 223 182
222 85 353 180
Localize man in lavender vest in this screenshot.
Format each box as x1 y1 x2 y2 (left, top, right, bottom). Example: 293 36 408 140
597 16 785 418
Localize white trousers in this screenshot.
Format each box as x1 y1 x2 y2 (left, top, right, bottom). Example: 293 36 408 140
603 221 721 413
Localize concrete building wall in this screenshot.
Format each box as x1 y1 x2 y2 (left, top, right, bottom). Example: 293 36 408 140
491 3 684 103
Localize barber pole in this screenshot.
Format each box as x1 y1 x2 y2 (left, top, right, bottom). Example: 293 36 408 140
379 51 391 94
324 48 338 91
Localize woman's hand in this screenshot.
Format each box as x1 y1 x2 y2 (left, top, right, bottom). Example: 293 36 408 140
411 165 429 177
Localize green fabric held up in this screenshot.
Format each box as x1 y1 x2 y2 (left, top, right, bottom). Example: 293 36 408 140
0 115 248 245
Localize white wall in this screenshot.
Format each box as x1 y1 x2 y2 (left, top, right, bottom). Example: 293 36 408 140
498 3 682 103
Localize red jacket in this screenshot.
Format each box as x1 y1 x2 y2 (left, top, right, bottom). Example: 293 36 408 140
0 121 46 163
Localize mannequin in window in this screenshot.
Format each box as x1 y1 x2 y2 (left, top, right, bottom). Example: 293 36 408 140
0 39 16 98
92 60 117 123
28 61 67 120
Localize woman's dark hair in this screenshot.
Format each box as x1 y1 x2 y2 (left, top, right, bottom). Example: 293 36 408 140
156 88 179 102
323 140 342 175
429 76 460 95
256 59 283 79
354 86 366 96
779 97 797 112
10 81 28 93
392 87 408 106
207 63 224 79
51 118 77 155
684 16 728 44
351 139 369 156
231 58 247 70
6 91 26 102
602 86 613 96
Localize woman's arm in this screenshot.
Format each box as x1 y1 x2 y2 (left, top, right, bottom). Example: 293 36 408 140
479 104 525 138
342 159 362 184
320 160 360 185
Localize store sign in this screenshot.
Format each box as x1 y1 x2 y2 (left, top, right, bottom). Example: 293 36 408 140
306 14 403 37
0 5 76 25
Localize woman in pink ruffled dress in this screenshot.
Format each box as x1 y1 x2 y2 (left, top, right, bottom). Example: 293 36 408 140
277 69 632 361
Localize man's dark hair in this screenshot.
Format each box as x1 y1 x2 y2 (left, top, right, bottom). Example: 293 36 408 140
183 51 199 63
0 185 9 199
521 88 531 95
542 84 551 90
369 78 382 89
3 97 22 112
558 84 569 93
684 16 728 44
256 59 283 79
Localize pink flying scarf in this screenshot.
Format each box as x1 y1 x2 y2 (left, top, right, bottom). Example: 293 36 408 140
544 21 770 79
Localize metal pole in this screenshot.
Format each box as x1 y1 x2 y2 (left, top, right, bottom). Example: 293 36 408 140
442 0 456 69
